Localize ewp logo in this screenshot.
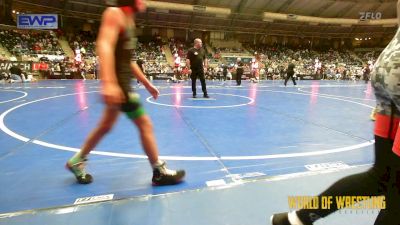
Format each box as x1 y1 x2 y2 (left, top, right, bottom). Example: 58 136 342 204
17 14 58 29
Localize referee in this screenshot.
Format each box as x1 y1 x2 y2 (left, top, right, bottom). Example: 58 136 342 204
186 38 209 98
236 57 244 86
284 59 297 86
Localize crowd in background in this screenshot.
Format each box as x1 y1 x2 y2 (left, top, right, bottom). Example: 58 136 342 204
0 28 380 82
0 29 64 60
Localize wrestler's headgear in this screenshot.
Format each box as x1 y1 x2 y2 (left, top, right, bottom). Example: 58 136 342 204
105 0 145 12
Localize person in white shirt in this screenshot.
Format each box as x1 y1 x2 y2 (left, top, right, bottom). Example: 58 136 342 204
251 58 259 82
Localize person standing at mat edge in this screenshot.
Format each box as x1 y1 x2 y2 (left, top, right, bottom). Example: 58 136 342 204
284 59 297 86
186 38 209 98
235 57 244 86
66 0 185 186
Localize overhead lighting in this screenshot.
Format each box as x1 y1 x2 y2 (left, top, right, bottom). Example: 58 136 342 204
12 10 16 13
263 18 274 22
155 9 169 13
216 14 228 18
383 24 396 28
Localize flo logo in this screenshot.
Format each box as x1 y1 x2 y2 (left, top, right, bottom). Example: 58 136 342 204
359 12 382 20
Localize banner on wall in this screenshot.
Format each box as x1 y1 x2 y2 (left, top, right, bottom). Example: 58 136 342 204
298 74 321 80
149 73 174 80
0 61 49 73
17 14 58 29
0 61 31 73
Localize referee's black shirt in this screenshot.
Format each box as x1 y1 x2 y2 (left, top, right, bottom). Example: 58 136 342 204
187 47 206 71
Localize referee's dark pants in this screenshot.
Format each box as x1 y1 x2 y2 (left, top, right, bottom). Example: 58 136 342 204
364 73 370 83
191 70 208 96
236 71 243 85
223 72 227 81
284 71 297 86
